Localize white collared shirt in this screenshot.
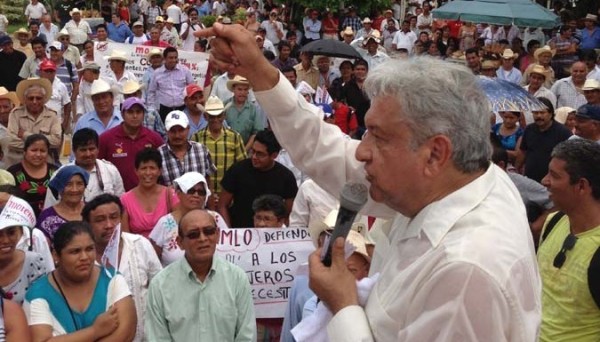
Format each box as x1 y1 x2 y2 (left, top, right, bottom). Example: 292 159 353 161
255 75 542 342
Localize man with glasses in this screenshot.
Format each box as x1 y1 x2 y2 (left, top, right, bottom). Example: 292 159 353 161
146 208 256 341
538 138 600 341
158 110 216 187
218 129 297 228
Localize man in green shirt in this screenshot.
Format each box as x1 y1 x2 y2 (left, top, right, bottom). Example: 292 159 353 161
224 75 265 150
145 209 256 341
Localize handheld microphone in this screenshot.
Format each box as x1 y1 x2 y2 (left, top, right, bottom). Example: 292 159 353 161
322 182 369 267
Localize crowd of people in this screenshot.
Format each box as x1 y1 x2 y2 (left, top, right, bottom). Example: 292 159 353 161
0 0 599 341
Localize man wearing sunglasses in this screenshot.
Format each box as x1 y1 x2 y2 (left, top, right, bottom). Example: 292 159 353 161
539 138 600 341
146 208 256 341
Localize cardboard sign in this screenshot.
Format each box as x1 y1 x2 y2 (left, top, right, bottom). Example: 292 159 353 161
216 227 314 318
94 42 210 86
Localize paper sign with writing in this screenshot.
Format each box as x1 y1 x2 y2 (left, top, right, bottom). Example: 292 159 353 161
216 227 314 318
94 42 210 86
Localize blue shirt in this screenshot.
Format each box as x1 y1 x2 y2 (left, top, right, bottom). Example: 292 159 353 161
581 27 600 50
107 22 132 43
73 108 123 136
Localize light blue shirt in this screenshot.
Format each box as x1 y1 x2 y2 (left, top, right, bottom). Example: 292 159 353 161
107 22 132 43
73 108 123 136
496 67 523 85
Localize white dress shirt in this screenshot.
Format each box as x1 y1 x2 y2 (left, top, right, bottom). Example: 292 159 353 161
46 78 71 121
289 179 338 228
64 20 92 45
40 23 59 44
255 75 542 342
392 30 417 51
76 80 95 116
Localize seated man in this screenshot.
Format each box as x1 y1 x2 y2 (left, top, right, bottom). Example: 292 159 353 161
145 209 256 341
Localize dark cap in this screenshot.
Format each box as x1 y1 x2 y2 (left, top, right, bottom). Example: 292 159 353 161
0 35 12 46
576 104 600 121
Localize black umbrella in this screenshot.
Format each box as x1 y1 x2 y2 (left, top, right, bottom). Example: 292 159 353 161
300 39 363 59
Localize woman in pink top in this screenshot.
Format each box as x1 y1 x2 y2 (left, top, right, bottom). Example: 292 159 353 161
121 148 179 237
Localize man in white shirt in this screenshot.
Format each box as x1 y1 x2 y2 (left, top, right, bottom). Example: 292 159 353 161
260 9 285 45
212 0 226 16
392 19 417 52
24 0 47 23
126 21 149 44
63 8 92 48
416 2 433 34
101 50 138 105
39 14 58 44
76 63 101 117
379 10 399 32
39 59 71 130
203 23 541 342
166 1 182 30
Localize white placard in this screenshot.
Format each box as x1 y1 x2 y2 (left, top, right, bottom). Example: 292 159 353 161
216 227 314 319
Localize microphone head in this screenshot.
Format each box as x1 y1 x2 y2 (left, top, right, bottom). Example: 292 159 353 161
339 182 369 212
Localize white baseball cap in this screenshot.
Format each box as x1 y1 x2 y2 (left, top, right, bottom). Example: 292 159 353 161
165 110 189 130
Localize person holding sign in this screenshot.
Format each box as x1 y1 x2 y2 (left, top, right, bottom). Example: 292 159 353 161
146 209 256 341
197 23 540 341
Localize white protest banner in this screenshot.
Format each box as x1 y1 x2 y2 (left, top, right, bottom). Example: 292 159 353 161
94 42 209 86
216 227 314 319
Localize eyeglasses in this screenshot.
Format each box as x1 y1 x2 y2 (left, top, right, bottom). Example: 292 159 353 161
183 227 217 240
553 233 577 269
186 188 207 196
26 96 44 101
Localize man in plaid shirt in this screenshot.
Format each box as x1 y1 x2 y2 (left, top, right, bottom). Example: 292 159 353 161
341 7 363 35
158 110 216 187
193 96 247 195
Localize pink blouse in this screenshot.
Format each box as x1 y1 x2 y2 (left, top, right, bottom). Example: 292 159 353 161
121 187 179 237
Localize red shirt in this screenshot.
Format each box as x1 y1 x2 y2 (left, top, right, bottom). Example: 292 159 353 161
98 124 164 191
447 20 463 39
142 40 172 47
333 103 358 135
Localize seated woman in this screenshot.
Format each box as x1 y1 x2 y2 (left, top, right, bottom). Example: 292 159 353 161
150 172 227 266
0 289 31 341
0 196 48 304
24 221 136 341
491 111 524 162
37 165 89 241
7 134 58 217
121 148 179 238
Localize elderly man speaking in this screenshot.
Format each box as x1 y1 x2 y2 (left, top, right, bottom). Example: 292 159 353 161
198 24 542 341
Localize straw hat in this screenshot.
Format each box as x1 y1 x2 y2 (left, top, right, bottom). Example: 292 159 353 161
529 64 550 79
584 14 598 22
205 95 226 115
501 48 518 60
340 26 355 37
122 80 144 95
88 79 116 97
362 17 372 24
0 170 15 186
583 79 600 91
12 28 31 39
481 59 498 70
554 106 576 124
308 209 368 248
15 78 52 104
346 230 371 262
104 50 129 62
533 45 556 61
0 87 19 107
57 29 70 39
69 8 82 16
146 48 163 59
226 75 250 92
155 16 165 23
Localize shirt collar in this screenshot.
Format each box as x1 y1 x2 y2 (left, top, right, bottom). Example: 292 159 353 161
398 163 497 247
180 256 218 283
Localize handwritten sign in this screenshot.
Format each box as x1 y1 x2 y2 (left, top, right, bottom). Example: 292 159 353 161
216 227 314 318
94 42 210 86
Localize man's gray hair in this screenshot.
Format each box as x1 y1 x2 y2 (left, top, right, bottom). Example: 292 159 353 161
551 139 600 200
364 57 491 173
23 84 47 99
